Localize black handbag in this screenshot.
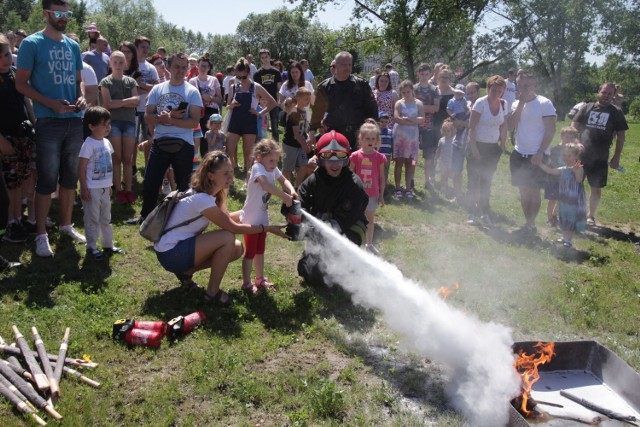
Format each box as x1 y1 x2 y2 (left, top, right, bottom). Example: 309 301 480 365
156 137 186 153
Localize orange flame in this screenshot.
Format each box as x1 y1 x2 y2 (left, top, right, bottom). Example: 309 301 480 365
437 282 461 300
514 342 555 416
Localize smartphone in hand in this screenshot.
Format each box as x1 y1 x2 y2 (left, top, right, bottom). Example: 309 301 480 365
178 102 189 111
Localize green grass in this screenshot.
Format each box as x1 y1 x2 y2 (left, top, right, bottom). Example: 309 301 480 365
0 120 638 426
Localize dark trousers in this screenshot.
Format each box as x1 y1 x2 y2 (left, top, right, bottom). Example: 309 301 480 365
140 139 194 219
466 142 502 215
0 165 8 233
268 106 281 142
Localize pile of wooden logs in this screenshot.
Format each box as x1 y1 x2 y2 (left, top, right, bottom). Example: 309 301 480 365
0 326 100 425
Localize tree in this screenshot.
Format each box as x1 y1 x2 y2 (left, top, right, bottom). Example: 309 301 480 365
0 0 34 29
235 8 327 73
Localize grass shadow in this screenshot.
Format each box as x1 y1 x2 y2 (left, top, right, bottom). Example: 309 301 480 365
244 288 317 333
584 224 639 245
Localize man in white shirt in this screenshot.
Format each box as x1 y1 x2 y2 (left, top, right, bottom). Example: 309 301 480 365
508 70 556 235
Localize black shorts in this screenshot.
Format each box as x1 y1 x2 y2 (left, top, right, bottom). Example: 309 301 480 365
510 150 547 188
582 157 608 188
419 128 437 160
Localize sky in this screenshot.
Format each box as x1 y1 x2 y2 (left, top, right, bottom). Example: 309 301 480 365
151 0 355 36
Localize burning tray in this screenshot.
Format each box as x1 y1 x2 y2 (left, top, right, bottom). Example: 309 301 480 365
509 341 640 426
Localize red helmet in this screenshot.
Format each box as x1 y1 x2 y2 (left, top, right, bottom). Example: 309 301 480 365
316 131 350 167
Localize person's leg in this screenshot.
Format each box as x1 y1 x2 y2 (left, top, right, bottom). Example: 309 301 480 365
588 186 602 220
394 159 403 191
405 162 416 193
0 168 20 269
269 107 280 141
242 233 257 285
140 142 172 218
7 187 22 223
58 118 84 228
110 134 123 193
365 210 375 245
226 132 240 169
520 187 542 227
82 189 101 250
170 143 195 192
242 134 257 171
99 188 114 249
547 200 557 223
253 253 265 281
121 135 136 193
190 230 243 297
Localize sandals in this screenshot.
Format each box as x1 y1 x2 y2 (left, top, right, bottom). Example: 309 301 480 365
242 282 259 295
586 217 596 226
254 277 276 292
404 190 414 199
203 290 233 306
556 238 573 248
175 273 198 290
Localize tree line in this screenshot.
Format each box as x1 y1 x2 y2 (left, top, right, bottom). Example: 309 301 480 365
3 0 638 118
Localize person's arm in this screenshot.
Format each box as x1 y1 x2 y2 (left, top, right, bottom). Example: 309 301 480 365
573 161 585 182
83 84 98 107
226 82 237 109
378 161 385 207
413 100 425 125
499 119 507 151
468 110 481 159
508 99 524 131
256 175 292 207
609 130 625 169
291 114 311 152
255 84 277 115
145 103 158 135
277 174 298 200
78 157 91 201
156 104 200 129
212 79 222 106
15 68 76 115
100 84 139 110
532 116 556 165
202 204 287 237
393 100 411 125
537 162 561 175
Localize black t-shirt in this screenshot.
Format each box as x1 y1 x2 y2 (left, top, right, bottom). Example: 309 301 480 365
283 109 307 148
574 102 628 159
253 67 282 100
0 67 29 136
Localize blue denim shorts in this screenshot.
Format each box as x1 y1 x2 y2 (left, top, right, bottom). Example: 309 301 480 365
35 117 84 195
109 120 136 138
155 235 197 274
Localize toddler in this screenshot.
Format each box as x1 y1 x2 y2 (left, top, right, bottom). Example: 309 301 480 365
205 113 226 153
350 123 387 255
240 139 297 294
435 119 456 197
282 87 313 188
378 112 393 190
447 84 469 143
78 107 124 259
545 126 580 226
538 143 586 248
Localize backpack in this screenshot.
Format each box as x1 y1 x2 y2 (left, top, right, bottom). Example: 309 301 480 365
139 190 203 243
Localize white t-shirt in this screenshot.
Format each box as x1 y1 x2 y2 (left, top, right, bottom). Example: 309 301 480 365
240 162 281 226
136 60 160 112
154 192 216 252
81 61 98 86
146 81 203 144
223 75 234 94
471 96 505 143
511 95 556 155
79 136 114 189
503 80 517 112
189 75 221 110
279 81 315 120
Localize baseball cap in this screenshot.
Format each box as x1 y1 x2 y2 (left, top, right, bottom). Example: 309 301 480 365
86 23 98 32
378 112 390 119
209 113 223 122
453 84 466 94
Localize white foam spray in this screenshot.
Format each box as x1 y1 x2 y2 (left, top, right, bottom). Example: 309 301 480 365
302 213 521 426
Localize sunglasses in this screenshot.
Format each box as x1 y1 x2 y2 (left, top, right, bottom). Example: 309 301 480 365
318 151 348 160
236 75 248 80
46 10 73 19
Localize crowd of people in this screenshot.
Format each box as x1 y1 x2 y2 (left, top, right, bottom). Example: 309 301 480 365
0 0 629 301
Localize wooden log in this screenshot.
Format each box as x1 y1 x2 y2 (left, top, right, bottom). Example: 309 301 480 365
0 372 38 412
12 326 49 392
560 389 638 424
0 364 62 419
0 380 47 425
62 365 101 388
0 337 98 368
32 327 59 398
0 359 33 381
53 328 70 386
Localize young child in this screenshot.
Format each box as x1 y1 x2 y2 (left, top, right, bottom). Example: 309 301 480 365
538 143 586 248
378 112 393 190
393 80 425 199
78 107 125 259
545 126 580 226
204 113 226 153
240 139 297 294
447 84 469 143
350 123 387 255
435 119 456 197
282 87 313 188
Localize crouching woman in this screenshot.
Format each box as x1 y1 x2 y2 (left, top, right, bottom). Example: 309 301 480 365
154 151 286 305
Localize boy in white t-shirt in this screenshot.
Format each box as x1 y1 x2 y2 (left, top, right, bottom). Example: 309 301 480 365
78 107 124 260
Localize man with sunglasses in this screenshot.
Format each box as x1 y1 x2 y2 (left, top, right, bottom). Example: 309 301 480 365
297 131 368 287
16 0 87 257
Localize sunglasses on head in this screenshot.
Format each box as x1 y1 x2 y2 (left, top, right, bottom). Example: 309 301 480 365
46 10 73 19
318 151 348 160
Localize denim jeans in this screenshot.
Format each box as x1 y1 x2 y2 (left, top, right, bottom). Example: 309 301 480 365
34 117 83 195
268 106 281 141
140 139 194 218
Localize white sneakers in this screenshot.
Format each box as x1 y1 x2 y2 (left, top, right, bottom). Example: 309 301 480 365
35 234 53 258
35 225 87 258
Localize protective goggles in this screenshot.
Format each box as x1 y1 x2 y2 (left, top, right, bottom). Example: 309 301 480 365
47 10 73 19
318 151 348 160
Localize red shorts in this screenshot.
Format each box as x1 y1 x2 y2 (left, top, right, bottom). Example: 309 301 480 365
243 232 267 259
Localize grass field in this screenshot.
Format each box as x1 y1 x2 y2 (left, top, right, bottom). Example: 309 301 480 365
0 119 638 426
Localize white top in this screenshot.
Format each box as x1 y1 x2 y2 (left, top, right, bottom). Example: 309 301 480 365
223 75 234 95
511 95 556 155
189 75 221 110
79 136 114 189
154 192 216 252
136 60 160 112
503 80 517 112
81 61 98 86
471 96 505 143
240 162 281 226
146 81 203 144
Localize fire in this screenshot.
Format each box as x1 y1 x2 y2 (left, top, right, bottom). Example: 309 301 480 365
437 282 461 300
514 342 555 416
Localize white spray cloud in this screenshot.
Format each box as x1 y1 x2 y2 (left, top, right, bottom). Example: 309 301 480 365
302 214 522 426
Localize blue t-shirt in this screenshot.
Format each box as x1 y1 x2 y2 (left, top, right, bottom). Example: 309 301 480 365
447 97 468 117
146 81 203 144
16 32 83 119
379 127 393 157
82 50 109 82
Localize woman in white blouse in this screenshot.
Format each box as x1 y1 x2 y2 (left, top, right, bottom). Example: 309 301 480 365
466 75 507 227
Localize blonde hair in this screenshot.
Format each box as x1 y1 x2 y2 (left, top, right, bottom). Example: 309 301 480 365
563 142 583 158
560 126 580 144
190 151 230 209
358 122 381 147
253 138 281 159
109 50 126 62
441 119 455 135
